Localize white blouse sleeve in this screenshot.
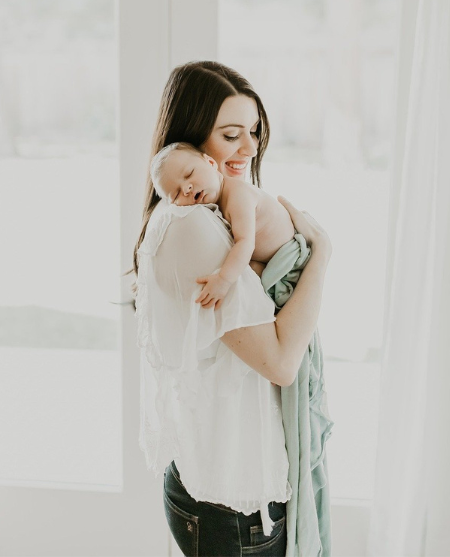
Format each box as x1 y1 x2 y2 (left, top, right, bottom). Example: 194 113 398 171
135 202 276 473
137 202 276 371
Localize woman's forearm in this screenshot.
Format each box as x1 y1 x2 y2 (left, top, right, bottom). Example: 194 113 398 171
274 242 330 378
220 240 331 386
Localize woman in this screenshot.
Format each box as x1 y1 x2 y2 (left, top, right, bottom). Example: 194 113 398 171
132 61 332 556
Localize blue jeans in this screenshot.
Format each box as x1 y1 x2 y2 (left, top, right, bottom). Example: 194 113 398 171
163 460 287 556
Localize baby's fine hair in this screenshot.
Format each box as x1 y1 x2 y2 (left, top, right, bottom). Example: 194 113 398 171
150 142 203 195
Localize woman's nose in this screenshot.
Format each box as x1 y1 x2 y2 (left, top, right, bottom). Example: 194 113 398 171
238 133 258 158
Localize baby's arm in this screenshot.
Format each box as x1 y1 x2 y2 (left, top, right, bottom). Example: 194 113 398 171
195 186 257 309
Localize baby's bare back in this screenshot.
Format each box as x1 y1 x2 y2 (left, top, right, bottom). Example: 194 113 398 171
220 180 296 263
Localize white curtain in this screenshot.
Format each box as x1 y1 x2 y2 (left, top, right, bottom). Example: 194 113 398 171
367 0 450 555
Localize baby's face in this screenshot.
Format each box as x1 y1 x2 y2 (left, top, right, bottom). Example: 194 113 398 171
158 149 223 206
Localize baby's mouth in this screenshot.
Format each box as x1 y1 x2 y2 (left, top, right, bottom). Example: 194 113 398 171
194 191 203 202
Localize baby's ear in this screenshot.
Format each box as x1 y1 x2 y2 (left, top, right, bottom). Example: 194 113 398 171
202 153 218 169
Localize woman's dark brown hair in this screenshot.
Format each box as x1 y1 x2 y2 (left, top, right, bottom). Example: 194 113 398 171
125 60 270 294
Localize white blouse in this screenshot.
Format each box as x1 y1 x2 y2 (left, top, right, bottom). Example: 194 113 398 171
135 199 292 535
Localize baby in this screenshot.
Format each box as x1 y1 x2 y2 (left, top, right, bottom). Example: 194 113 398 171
150 142 296 310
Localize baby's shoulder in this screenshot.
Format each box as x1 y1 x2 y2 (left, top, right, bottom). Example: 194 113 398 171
225 177 260 201
225 176 253 189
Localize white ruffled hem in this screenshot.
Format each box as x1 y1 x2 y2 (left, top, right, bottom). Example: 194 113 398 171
175 460 293 536
178 476 293 515
138 410 292 536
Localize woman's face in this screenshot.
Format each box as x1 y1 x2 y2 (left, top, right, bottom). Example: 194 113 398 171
200 95 260 180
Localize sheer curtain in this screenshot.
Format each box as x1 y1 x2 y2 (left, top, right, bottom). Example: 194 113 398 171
367 0 450 555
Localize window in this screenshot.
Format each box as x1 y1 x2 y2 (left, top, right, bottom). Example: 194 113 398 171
0 0 121 491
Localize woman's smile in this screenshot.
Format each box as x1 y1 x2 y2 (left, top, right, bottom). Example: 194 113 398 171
225 159 249 176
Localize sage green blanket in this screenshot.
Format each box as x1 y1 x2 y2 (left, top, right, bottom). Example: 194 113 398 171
261 232 334 557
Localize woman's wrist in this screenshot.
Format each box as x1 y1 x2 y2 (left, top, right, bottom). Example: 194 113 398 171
310 234 332 263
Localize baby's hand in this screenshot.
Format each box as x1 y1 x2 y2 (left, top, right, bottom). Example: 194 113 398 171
195 273 232 310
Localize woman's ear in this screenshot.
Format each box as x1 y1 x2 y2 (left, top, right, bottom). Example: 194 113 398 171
202 153 218 169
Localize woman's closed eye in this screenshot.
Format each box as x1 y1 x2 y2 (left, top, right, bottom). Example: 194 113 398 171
224 131 258 142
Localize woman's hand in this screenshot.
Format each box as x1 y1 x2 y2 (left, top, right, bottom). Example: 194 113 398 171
277 195 332 258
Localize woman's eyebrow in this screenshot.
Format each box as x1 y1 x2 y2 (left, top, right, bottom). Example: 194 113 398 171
218 119 260 130
218 124 244 129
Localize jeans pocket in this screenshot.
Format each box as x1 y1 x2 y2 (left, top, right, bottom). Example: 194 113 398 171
164 492 199 557
243 516 286 555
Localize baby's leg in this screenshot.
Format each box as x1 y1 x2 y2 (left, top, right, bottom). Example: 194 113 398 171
249 259 267 278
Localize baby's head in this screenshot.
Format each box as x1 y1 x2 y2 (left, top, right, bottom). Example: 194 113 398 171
151 142 223 206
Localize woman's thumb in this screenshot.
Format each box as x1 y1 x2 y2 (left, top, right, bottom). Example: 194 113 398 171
196 276 207 283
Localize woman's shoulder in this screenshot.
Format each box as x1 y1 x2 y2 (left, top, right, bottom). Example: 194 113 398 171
142 201 231 258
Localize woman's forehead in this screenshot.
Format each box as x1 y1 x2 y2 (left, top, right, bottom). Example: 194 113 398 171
215 95 259 129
